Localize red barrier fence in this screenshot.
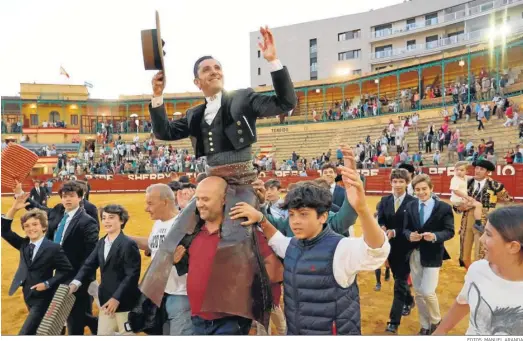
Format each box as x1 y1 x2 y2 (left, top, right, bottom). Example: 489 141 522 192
4 165 523 200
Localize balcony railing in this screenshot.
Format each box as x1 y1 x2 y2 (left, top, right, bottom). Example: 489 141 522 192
371 0 522 39
370 19 522 60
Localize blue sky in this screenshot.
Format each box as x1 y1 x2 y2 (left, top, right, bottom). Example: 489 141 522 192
0 0 402 99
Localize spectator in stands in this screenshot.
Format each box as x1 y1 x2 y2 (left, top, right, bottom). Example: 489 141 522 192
503 102 518 127
465 102 472 122
478 139 486 157
476 103 486 131
504 149 515 165
457 140 466 161
433 150 441 166
514 152 523 164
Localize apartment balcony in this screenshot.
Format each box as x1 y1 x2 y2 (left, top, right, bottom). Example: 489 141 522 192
370 0 522 41
370 18 523 63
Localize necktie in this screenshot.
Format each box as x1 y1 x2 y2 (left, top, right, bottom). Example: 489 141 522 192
27 243 35 264
54 213 69 244
419 203 425 226
394 198 401 213
473 182 481 198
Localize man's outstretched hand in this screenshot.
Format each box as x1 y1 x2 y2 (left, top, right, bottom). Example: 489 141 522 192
339 146 367 214
259 26 277 62
152 71 165 97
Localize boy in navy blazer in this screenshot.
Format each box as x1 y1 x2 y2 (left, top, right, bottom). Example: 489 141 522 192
1 193 73 335
69 204 141 335
403 174 455 335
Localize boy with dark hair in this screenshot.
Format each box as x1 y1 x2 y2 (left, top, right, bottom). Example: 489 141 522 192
69 204 141 335
321 163 346 207
264 179 287 220
2 193 73 335
230 148 389 335
377 168 416 334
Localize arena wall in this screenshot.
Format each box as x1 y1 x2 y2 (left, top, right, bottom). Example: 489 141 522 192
4 165 523 201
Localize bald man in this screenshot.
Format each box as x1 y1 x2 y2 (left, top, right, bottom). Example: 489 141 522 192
129 184 193 335
172 177 282 335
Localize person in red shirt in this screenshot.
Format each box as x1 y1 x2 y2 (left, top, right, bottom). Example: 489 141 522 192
176 176 283 335
478 139 486 156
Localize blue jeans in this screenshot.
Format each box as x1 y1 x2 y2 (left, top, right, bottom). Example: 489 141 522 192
191 315 252 335
163 294 194 335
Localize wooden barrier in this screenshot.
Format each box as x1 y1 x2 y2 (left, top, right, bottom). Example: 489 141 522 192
4 165 523 200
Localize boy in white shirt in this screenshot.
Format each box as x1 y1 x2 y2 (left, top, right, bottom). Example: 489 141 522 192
230 148 390 335
450 161 483 231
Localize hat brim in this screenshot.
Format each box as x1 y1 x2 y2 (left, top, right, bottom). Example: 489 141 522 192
141 11 165 72
472 160 495 172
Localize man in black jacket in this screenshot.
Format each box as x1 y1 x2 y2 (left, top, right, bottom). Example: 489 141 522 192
141 26 296 325
1 194 73 335
377 169 416 334
29 180 47 206
69 204 140 335
403 174 455 335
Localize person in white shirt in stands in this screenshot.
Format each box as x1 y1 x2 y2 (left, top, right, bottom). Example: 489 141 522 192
434 206 523 336
128 184 193 335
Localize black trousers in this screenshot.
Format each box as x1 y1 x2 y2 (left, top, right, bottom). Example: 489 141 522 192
19 298 52 335
425 142 432 153
388 258 414 326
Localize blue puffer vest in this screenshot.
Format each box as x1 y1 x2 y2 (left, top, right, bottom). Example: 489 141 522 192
283 226 361 335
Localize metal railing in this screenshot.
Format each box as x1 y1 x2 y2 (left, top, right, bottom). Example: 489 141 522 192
370 19 523 60
371 0 522 39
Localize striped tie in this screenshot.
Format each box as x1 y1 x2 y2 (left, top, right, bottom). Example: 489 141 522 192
53 213 69 244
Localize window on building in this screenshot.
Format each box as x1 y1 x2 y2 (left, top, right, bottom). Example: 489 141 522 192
406 18 416 30
444 4 466 14
257 50 261 58
309 38 317 54
374 23 392 37
310 57 318 72
352 69 362 76
258 68 261 75
375 45 393 58
338 29 361 41
407 39 417 50
258 84 266 87
426 35 439 49
425 12 438 26
49 111 60 123
375 66 388 71
30 114 38 126
310 75 318 81
71 115 78 126
338 49 361 60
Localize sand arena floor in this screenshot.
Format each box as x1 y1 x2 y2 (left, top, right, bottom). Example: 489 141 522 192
1 193 468 335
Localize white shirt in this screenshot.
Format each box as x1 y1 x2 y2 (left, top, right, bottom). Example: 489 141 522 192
330 182 336 195
268 231 390 288
473 178 487 193
29 236 45 261
104 235 115 260
151 59 284 115
148 216 187 295
457 260 523 335
450 176 469 203
58 206 80 245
